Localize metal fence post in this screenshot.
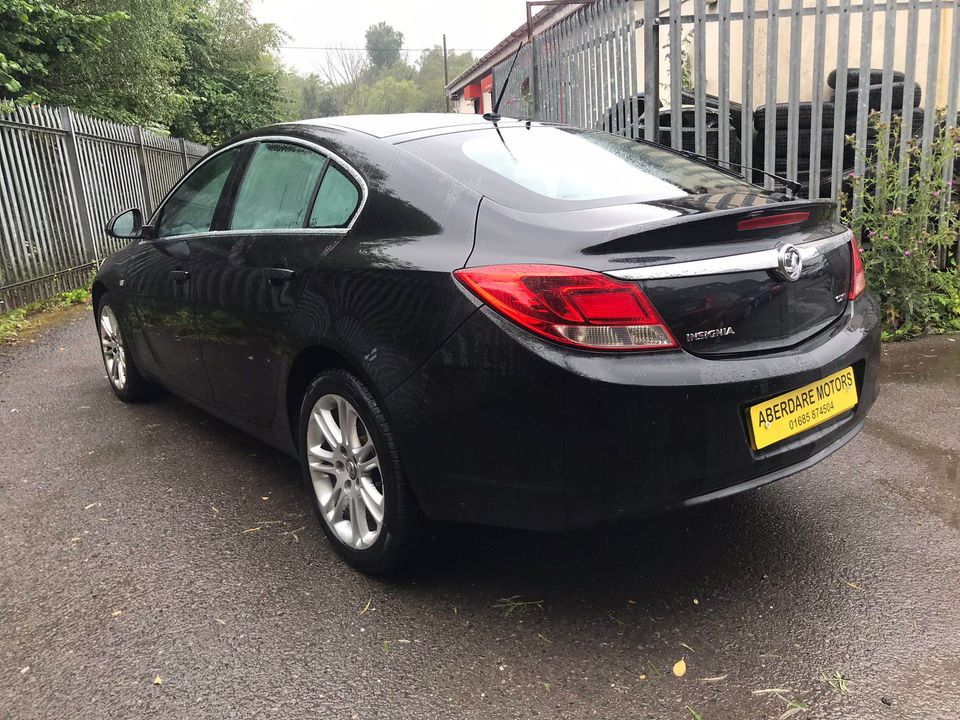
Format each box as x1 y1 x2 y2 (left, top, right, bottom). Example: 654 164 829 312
532 36 541 118
179 137 190 173
642 0 660 142
58 107 96 264
134 127 154 217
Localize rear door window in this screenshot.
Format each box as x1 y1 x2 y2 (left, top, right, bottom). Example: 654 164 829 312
230 142 328 230
309 165 360 228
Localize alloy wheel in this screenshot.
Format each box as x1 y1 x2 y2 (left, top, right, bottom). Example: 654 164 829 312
99 305 127 391
306 393 385 550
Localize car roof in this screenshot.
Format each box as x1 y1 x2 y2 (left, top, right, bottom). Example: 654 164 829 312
294 113 527 140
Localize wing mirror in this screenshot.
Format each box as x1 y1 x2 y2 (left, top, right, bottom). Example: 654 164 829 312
106 208 147 240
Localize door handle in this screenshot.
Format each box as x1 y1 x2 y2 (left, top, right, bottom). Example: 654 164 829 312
170 269 190 283
264 268 295 286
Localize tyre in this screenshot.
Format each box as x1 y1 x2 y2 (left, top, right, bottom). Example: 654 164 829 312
96 295 154 403
827 68 905 89
754 102 835 131
657 127 739 160
795 167 852 198
757 102 921 133
776 128 845 157
753 140 853 175
771 152 855 174
299 369 423 573
600 93 654 134
841 109 924 135
904 107 924 136
844 82 921 112
679 90 745 132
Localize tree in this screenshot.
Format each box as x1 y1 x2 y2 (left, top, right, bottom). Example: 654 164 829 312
3 10 475 139
414 46 475 112
364 21 403 72
299 73 340 118
0 0 124 112
346 75 422 115
280 71 341 120
52 0 186 129
168 0 287 144
316 44 367 112
2 0 287 142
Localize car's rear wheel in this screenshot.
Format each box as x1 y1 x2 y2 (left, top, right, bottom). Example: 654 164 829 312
299 370 422 573
97 296 153 402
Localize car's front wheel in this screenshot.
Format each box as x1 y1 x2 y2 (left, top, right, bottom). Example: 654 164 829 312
299 370 423 573
96 296 153 402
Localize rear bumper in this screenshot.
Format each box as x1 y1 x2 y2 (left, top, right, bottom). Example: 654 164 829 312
385 292 881 530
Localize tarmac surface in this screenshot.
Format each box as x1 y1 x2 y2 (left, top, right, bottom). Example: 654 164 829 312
1 303 958 719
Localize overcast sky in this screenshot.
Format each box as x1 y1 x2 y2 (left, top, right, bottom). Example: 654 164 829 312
251 0 527 75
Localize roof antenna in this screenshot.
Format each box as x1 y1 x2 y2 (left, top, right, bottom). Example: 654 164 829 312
483 42 524 123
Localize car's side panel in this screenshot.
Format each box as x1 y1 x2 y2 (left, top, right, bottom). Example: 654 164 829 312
110 144 250 403
121 238 214 402
188 138 346 427
189 234 340 427
128 124 486 451
267 126 485 441
91 251 157 379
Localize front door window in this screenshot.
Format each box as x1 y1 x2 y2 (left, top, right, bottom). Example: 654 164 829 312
155 149 240 238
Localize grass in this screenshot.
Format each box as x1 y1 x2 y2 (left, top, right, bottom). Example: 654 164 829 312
0 288 90 344
752 689 811 718
492 595 544 617
821 670 851 693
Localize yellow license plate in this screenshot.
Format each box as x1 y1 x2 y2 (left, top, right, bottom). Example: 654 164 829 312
747 367 858 450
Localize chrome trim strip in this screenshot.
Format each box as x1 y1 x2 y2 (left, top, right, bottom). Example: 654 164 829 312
143 228 351 243
147 134 369 237
606 230 852 281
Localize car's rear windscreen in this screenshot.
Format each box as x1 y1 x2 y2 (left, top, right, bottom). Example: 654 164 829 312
401 126 759 212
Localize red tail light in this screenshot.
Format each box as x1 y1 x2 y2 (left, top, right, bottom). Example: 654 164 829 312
453 264 678 351
849 234 866 300
737 211 810 232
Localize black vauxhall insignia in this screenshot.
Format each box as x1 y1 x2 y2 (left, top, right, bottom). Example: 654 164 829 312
93 113 880 572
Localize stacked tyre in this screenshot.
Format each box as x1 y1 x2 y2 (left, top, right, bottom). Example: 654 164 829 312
599 93 656 136
679 90 745 135
655 107 742 163
658 128 742 165
752 68 922 195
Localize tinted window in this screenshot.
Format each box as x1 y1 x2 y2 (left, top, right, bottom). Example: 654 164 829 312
155 149 238 238
309 165 360 228
404 126 757 211
231 143 328 230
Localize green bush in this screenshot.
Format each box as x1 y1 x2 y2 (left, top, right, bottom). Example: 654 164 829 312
841 113 960 340
0 287 90 344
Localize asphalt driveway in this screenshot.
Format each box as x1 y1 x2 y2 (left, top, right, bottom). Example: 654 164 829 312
1 304 958 719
